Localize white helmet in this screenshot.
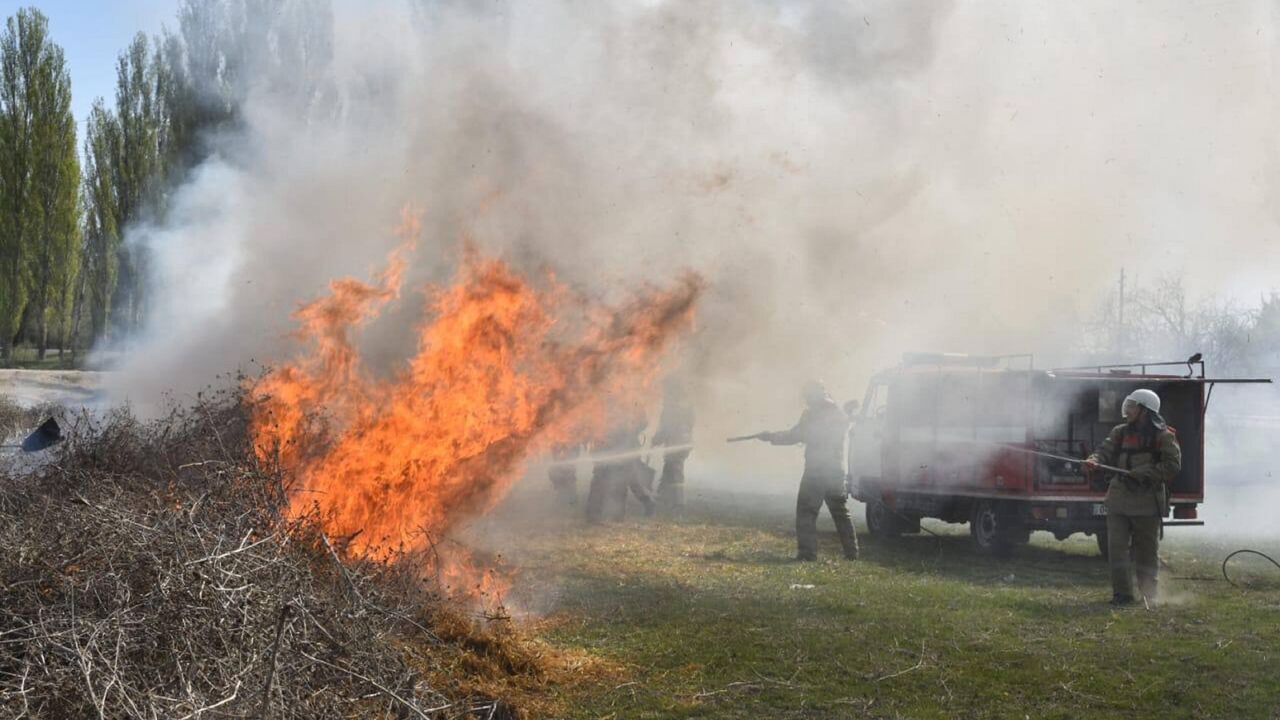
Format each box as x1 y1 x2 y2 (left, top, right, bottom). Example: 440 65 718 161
1123 389 1161 414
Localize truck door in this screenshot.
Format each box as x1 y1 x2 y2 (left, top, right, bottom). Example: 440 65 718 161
849 381 888 484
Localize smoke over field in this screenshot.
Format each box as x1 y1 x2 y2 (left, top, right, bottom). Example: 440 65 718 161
109 0 1280 491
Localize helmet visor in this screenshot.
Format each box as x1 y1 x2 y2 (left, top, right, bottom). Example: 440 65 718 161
1122 397 1140 416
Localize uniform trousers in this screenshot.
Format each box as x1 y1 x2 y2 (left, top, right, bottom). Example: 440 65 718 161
795 472 858 560
1106 513 1160 600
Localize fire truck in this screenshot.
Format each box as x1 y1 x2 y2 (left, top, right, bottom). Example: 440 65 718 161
848 353 1269 555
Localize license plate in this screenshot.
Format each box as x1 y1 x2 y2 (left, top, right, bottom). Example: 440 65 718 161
1092 503 1108 516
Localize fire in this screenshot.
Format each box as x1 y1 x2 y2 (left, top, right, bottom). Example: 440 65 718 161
249 222 701 601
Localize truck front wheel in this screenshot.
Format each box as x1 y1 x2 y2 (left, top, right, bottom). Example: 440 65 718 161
866 500 900 539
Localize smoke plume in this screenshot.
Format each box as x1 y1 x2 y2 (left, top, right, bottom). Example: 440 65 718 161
111 0 1280 489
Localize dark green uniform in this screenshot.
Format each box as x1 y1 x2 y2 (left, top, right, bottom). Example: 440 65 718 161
768 399 857 560
548 443 579 507
1088 417 1182 601
584 417 654 523
653 391 694 516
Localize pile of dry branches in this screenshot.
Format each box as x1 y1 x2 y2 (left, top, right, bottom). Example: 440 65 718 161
0 390 536 718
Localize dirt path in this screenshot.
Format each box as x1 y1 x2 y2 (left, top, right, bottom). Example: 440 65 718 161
0 369 109 408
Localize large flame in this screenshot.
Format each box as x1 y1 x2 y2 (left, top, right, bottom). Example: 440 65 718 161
249 224 701 587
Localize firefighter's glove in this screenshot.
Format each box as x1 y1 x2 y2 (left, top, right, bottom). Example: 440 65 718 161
1081 459 1104 483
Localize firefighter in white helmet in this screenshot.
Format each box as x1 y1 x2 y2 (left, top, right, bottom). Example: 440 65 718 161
1085 388 1182 606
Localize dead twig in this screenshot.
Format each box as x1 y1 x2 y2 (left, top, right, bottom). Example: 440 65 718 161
257 603 292 720
875 641 927 683
300 651 442 719
176 681 241 720
692 681 760 700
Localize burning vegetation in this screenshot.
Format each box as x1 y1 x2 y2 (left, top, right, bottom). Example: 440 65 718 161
0 243 701 717
248 239 702 595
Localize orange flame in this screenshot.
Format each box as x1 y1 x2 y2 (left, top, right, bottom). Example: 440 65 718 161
249 226 701 599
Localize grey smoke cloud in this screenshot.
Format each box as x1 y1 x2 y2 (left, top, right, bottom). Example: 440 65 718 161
110 0 1280 490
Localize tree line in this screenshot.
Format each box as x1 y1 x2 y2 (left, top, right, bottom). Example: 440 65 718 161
1084 274 1280 377
0 1 332 366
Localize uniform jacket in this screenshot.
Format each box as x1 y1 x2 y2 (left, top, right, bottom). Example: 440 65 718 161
769 398 849 479
652 398 695 446
1088 418 1182 516
593 416 645 468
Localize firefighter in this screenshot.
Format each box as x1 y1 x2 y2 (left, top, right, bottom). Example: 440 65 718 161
584 410 655 523
652 377 695 517
755 380 858 561
547 442 580 507
1085 388 1182 606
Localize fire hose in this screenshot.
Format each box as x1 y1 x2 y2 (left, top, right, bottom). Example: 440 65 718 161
541 444 694 468
950 439 1133 476
728 433 1132 475
1221 549 1280 588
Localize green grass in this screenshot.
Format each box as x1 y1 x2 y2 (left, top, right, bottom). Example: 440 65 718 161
0 346 82 369
486 489 1280 719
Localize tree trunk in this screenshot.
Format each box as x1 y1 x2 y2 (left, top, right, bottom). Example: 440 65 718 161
69 269 85 365
14 299 32 362
37 313 47 361
55 316 65 366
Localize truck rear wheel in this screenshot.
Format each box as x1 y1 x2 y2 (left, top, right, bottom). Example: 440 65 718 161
969 500 1025 556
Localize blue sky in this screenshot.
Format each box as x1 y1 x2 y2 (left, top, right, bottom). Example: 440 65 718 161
0 1 178 137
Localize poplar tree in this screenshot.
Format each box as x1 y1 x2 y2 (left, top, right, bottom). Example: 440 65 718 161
81 99 121 343
0 8 80 361
0 9 38 359
68 0 338 349
110 33 165 334
26 20 79 359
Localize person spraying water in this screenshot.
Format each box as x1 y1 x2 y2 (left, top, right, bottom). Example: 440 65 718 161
738 380 858 562
1084 388 1182 607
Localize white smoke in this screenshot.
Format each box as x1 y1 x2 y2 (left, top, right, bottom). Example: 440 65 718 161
108 0 1280 494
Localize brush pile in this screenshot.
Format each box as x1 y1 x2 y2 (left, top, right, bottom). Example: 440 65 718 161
0 389 545 718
